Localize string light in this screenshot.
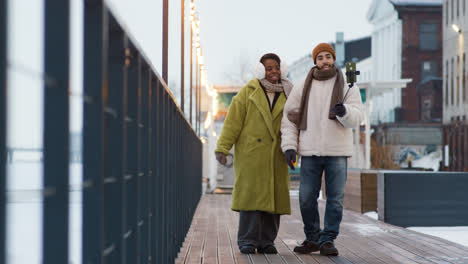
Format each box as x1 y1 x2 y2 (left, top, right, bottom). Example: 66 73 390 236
190 1 218 132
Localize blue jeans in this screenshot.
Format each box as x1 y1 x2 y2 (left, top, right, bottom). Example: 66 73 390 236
299 156 347 245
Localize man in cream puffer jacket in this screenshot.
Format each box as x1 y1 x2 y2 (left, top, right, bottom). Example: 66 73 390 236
281 43 364 256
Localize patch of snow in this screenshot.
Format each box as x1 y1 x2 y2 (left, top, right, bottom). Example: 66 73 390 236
343 223 387 237
364 211 378 220
410 150 442 171
407 226 468 248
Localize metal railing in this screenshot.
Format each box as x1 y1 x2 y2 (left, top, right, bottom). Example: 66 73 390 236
0 0 203 263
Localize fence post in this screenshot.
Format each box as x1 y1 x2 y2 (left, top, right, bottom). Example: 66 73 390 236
42 0 70 263
83 0 107 263
124 41 139 264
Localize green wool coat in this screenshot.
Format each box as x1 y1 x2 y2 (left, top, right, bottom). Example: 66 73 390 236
215 79 291 215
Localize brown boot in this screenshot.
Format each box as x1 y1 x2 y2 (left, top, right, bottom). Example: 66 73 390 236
293 240 320 254
319 241 339 256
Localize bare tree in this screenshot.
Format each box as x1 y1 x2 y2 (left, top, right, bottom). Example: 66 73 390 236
224 53 255 86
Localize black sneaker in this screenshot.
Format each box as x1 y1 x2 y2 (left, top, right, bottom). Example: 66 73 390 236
319 241 339 256
239 245 256 254
293 240 320 254
257 245 278 254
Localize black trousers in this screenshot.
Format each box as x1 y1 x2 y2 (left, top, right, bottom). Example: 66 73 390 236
237 210 280 249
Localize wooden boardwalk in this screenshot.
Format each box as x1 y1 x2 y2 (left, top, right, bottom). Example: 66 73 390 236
176 194 468 264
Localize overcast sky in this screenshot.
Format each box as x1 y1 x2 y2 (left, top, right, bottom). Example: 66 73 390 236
7 0 377 141
109 0 374 86
198 0 374 84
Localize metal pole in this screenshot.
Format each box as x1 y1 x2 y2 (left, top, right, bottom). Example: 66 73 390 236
365 87 371 169
105 20 127 262
162 0 168 83
198 65 202 136
195 54 198 134
0 0 7 262
181 0 185 112
189 0 193 125
83 1 106 262
43 0 70 263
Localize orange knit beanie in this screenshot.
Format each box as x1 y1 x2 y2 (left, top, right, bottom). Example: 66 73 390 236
312 43 336 64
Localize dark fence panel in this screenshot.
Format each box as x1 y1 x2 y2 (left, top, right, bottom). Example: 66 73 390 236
82 3 202 264
0 0 6 262
0 1 202 263
42 1 71 263
378 171 468 227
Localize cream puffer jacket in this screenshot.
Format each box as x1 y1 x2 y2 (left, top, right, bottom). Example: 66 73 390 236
281 75 364 157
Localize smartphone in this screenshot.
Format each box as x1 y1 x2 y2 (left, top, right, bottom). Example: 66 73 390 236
345 62 357 84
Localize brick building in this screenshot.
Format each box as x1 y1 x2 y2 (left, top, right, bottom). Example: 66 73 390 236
366 0 443 124
396 2 443 122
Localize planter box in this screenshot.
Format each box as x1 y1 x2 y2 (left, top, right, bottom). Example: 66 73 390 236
378 171 468 227
322 169 377 213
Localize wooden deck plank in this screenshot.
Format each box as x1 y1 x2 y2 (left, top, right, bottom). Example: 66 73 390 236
176 194 468 264
217 196 236 264
341 210 468 263
336 235 398 264
201 202 218 263
224 196 251 264
249 254 269 264
276 238 304 264
277 216 351 264
265 253 287 264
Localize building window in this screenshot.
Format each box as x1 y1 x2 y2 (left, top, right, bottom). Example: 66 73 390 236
451 57 454 105
464 0 466 15
421 61 438 81
419 23 438 50
451 0 454 22
446 60 449 106
423 99 432 121
464 53 466 102
446 0 449 26
457 55 460 105
457 0 459 17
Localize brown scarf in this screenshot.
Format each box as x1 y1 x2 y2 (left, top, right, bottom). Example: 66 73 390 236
259 78 293 94
291 65 344 130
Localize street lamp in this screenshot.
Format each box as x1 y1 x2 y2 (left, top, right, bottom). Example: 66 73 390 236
452 24 462 34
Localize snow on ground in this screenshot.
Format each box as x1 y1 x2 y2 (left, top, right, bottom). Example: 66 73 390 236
400 150 442 171
411 150 442 171
364 211 468 248
363 211 378 220
407 226 468 248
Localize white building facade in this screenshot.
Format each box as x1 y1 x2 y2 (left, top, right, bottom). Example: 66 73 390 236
443 0 468 123
365 0 409 125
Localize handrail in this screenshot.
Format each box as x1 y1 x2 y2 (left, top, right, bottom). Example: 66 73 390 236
105 0 196 136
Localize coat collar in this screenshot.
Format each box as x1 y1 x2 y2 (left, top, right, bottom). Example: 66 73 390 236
247 79 285 139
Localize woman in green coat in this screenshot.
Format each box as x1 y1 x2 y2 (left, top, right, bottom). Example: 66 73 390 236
215 53 292 254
